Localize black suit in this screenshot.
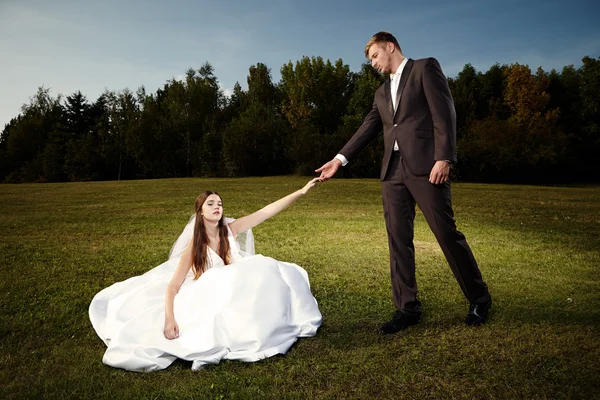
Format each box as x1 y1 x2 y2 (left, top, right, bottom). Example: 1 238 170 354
339 58 490 315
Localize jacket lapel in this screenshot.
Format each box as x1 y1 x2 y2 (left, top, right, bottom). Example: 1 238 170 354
384 79 394 119
393 58 414 119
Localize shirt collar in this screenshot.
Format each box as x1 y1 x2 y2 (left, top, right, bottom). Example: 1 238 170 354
390 57 408 81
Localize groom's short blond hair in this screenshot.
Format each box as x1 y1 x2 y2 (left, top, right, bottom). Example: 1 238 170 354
364 32 402 58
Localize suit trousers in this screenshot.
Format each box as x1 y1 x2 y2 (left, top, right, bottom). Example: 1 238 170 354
381 152 490 315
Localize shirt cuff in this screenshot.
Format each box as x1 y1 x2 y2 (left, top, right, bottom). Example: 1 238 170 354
335 154 348 166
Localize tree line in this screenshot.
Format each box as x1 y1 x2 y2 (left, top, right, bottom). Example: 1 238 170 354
1 56 598 183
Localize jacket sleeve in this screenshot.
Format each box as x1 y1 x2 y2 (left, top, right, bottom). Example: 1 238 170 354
422 57 457 163
339 100 383 162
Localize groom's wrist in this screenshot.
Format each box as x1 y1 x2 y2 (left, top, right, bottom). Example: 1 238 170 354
335 154 348 166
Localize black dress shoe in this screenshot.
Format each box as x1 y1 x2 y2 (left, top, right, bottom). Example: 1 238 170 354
380 311 421 334
465 299 492 326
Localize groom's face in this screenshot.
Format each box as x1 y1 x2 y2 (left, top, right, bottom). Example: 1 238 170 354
368 42 393 74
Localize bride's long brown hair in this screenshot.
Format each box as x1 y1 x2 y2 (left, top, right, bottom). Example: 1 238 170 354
192 191 231 280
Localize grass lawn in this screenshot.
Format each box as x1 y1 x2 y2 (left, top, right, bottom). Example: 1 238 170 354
1 177 599 399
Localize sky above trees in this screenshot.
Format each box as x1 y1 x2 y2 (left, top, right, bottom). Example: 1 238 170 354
1 0 599 129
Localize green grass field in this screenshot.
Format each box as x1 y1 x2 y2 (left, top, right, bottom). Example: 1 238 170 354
1 177 599 399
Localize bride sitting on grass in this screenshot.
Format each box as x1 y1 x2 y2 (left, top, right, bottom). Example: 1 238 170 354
89 178 322 372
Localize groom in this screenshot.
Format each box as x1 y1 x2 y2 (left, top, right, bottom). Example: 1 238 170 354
316 32 492 333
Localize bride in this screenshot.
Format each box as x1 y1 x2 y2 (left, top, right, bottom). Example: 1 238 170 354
89 178 322 372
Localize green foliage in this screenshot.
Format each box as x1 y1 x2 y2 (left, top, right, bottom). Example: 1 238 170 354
279 57 354 173
222 64 290 176
335 62 387 178
453 58 599 182
222 103 289 176
457 118 567 182
1 57 599 183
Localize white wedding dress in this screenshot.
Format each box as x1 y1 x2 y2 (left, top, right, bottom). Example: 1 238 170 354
89 216 322 372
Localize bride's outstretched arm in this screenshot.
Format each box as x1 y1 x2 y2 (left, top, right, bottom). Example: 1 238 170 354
229 178 320 237
164 241 193 340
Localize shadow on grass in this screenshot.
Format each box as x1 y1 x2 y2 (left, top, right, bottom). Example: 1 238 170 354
310 284 600 354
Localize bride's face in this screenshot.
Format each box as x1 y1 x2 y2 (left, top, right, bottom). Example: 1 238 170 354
202 194 223 222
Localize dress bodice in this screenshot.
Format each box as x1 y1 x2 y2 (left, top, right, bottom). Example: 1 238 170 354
207 226 240 268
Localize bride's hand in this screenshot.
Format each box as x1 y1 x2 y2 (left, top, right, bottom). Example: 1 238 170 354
164 318 180 340
300 177 321 195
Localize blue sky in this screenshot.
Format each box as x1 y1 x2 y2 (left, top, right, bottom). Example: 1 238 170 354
1 0 599 129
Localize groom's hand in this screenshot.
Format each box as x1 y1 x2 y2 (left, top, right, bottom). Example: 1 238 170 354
315 159 342 181
429 160 450 185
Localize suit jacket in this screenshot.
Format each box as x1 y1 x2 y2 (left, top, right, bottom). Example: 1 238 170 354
339 57 457 180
